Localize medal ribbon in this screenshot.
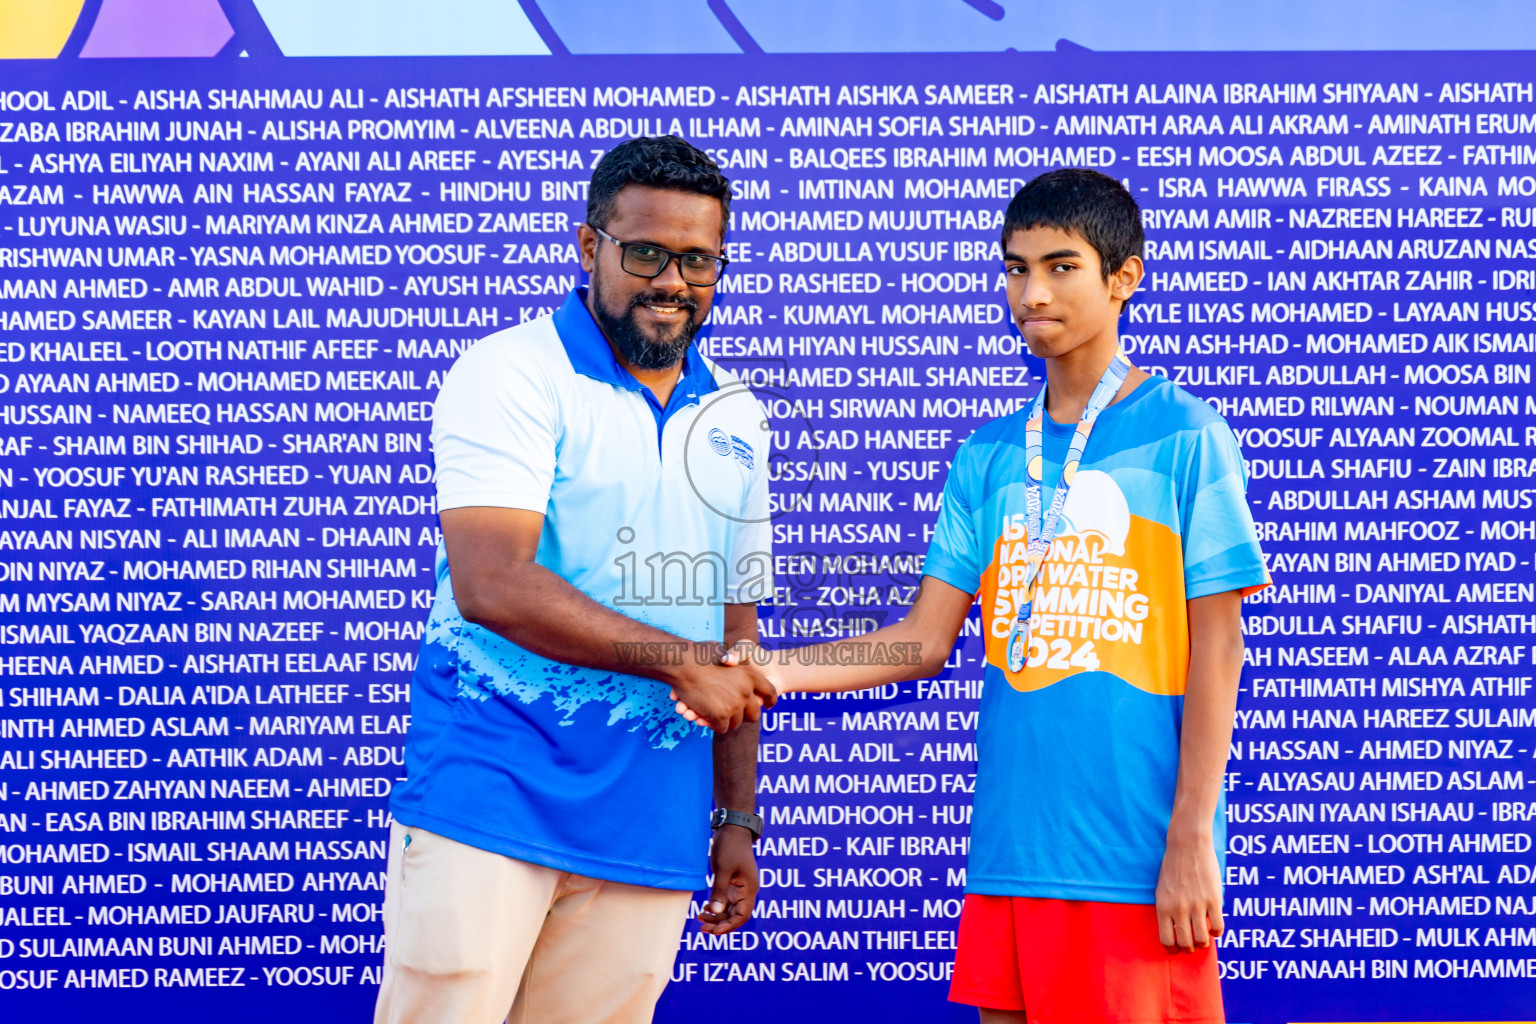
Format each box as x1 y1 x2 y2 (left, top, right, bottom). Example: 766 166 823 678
1005 350 1132 673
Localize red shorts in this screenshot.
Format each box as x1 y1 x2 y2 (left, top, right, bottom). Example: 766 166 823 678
949 895 1224 1024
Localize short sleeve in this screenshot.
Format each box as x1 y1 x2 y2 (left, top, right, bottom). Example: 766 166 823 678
432 339 559 514
726 409 773 604
922 444 984 596
1180 420 1270 600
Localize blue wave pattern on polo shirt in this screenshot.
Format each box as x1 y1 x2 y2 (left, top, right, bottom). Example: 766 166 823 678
422 584 698 749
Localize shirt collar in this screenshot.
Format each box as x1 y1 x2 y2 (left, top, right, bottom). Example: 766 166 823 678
1041 375 1162 436
552 288 718 406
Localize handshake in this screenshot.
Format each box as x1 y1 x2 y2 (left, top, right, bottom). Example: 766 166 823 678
665 640 783 732
658 635 931 730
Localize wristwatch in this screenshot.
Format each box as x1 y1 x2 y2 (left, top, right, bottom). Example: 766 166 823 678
710 807 763 843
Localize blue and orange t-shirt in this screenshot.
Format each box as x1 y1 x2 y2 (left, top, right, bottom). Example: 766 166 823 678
924 375 1269 904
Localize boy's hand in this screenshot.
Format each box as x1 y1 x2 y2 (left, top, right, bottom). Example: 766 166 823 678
725 641 782 722
1154 829 1224 953
719 640 783 694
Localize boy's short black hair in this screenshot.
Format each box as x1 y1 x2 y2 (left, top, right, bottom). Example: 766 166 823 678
586 135 731 236
1001 168 1143 280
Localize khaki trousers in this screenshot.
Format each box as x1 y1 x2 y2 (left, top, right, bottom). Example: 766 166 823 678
373 823 691 1024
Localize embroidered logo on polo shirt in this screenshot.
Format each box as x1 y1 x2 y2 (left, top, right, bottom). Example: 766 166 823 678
730 435 754 469
708 426 754 468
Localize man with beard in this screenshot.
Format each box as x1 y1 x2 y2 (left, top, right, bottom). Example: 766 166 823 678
376 136 776 1024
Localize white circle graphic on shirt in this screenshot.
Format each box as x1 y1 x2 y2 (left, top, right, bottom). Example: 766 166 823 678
1057 470 1130 557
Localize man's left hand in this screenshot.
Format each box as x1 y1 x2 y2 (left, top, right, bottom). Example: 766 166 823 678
698 824 758 934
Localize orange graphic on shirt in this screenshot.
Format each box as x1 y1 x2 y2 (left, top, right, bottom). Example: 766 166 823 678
982 488 1189 696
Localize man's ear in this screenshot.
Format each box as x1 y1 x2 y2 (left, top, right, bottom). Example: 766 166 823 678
1110 254 1144 305
577 223 598 274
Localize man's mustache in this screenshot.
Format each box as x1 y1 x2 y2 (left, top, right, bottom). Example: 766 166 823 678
626 290 699 319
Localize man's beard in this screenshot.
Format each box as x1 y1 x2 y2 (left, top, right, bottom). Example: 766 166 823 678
590 275 701 371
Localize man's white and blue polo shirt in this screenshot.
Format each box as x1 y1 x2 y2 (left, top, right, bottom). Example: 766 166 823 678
390 288 773 890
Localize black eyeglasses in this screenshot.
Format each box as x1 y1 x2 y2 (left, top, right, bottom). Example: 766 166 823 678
592 226 729 286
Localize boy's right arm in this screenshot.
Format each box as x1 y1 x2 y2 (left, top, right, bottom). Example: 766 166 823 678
702 438 980 711
721 576 973 697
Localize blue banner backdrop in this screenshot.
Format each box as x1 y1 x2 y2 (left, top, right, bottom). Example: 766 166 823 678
0 48 1534 1023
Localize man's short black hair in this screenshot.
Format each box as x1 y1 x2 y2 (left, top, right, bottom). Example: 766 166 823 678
1001 168 1143 280
587 135 731 236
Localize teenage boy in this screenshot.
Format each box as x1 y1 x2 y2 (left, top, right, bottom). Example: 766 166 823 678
711 167 1268 1022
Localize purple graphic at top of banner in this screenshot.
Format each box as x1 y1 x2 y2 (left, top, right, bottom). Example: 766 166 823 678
11 0 1536 57
78 0 232 57
539 0 744 54
251 0 550 56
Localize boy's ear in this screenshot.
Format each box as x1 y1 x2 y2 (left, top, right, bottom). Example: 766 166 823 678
1109 254 1144 305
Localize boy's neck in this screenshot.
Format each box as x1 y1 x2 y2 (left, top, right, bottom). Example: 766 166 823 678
1043 329 1147 424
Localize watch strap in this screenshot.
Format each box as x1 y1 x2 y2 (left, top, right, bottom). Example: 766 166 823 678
710 807 763 842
